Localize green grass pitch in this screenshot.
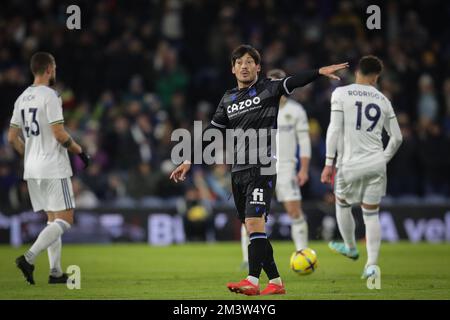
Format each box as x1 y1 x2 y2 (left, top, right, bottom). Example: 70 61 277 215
0 241 449 300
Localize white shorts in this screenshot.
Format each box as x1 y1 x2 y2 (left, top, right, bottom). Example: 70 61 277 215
334 169 386 205
27 178 76 212
275 167 302 202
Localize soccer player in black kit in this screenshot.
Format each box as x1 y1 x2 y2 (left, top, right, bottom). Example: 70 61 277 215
170 45 348 295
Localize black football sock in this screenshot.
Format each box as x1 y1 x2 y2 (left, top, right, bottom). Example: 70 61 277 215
262 239 280 280
247 232 268 279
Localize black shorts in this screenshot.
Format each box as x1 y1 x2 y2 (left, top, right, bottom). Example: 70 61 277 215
231 166 276 223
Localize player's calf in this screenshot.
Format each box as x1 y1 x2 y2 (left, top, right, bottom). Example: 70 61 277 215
285 201 308 251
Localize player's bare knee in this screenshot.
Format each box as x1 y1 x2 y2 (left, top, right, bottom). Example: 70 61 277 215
245 217 265 234
287 208 302 219
361 203 379 211
54 209 74 226
285 201 302 219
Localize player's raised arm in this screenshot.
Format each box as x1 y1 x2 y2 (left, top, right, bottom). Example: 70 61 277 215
321 89 344 184
283 62 349 94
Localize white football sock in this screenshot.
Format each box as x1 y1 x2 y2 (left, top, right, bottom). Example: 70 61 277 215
25 219 70 265
291 216 308 251
47 222 63 277
269 277 282 286
335 201 356 249
246 275 259 286
241 224 249 263
362 207 381 267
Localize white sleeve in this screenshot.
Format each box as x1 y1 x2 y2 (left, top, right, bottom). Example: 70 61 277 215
296 107 311 158
46 91 64 124
383 102 403 163
10 99 22 128
325 89 344 165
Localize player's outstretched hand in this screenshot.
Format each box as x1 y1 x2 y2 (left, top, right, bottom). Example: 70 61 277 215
319 62 349 80
169 161 191 183
320 165 334 185
78 151 91 169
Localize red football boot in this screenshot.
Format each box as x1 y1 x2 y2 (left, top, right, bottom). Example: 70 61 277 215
260 282 286 295
227 279 260 296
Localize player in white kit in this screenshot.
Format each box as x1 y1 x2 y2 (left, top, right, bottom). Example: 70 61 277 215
321 56 402 278
8 52 90 285
240 69 311 268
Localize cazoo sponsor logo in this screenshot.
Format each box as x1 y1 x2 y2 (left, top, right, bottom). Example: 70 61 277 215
227 97 261 114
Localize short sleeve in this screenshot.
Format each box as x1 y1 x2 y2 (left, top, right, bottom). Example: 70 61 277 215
46 91 64 125
10 99 22 128
330 88 343 112
210 95 228 129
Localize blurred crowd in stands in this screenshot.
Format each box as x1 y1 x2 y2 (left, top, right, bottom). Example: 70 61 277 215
1 0 450 213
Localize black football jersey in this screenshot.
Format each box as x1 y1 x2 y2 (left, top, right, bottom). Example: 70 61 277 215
210 77 292 172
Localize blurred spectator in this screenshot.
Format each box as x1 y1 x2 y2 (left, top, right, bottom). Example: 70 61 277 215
181 181 214 242
104 116 141 171
205 164 232 204
72 178 99 209
387 113 421 196
154 42 189 109
127 163 162 199
443 78 450 136
417 74 439 123
417 123 450 197
0 161 20 212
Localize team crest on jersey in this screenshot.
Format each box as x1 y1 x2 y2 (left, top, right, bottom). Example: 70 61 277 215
285 114 292 121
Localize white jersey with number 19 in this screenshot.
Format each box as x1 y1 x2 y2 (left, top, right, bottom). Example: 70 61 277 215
330 84 399 175
326 83 402 204
10 85 72 180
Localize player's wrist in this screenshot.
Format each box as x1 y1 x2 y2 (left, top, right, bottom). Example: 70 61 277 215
61 137 73 148
325 157 334 166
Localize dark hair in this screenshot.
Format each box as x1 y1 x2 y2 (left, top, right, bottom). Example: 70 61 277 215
267 69 286 79
231 44 261 66
358 55 383 75
30 52 55 76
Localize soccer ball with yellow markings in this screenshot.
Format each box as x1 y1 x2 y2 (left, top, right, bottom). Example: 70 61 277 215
290 248 318 275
